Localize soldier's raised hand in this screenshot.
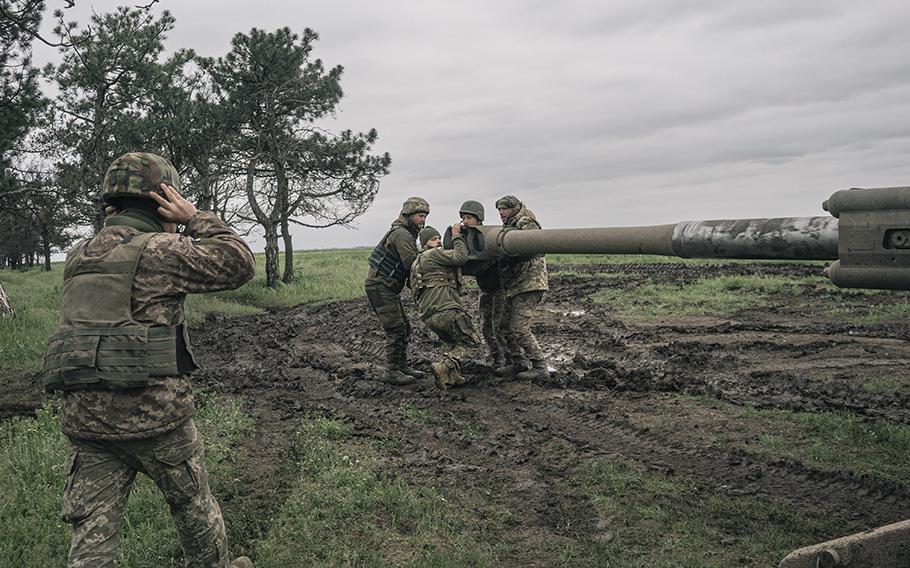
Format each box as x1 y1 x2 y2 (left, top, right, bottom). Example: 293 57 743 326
451 222 462 236
150 183 198 225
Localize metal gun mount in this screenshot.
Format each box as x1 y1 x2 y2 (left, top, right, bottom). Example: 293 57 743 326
444 186 910 291
445 186 910 566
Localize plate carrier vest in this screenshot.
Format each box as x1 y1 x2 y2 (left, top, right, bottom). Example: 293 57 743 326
42 231 197 391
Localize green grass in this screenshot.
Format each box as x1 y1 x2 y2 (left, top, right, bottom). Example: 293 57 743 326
0 395 253 568
564 458 855 568
0 266 64 372
590 274 818 316
740 407 910 485
859 373 910 395
652 395 910 486
255 416 499 567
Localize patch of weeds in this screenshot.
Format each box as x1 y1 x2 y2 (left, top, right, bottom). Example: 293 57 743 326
843 300 910 324
255 416 500 567
0 396 254 568
741 408 910 485
563 458 856 568
859 374 910 395
590 275 815 316
399 403 436 425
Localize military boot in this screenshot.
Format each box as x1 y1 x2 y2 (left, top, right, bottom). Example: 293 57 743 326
495 362 527 377
382 367 415 385
516 360 550 381
396 352 426 380
230 557 254 568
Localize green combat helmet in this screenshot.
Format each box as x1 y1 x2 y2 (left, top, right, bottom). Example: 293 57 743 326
100 152 180 203
495 195 522 210
419 226 441 248
458 200 485 222
401 196 430 216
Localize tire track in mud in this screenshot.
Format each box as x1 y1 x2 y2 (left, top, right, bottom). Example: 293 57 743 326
474 387 910 528
183 261 910 550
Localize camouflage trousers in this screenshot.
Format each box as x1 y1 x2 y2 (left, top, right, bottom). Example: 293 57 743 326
424 309 482 387
501 291 546 368
478 288 507 365
62 419 229 568
364 280 411 368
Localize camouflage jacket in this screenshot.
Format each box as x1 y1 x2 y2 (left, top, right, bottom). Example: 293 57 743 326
411 234 468 320
60 211 255 441
365 216 420 294
499 206 548 298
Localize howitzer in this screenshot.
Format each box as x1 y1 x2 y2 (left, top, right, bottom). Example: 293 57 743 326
446 186 910 291
445 186 910 567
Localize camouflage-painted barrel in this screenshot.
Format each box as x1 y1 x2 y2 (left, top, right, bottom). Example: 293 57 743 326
446 186 910 290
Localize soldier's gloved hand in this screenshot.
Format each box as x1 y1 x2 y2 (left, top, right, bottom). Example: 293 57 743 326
151 183 198 225
451 222 462 236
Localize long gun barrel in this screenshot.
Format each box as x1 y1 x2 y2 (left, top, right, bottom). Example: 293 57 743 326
470 217 838 260
447 186 910 290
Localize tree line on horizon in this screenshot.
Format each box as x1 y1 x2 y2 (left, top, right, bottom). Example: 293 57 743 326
0 0 390 287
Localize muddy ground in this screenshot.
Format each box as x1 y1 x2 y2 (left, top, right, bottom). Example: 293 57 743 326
8 262 910 565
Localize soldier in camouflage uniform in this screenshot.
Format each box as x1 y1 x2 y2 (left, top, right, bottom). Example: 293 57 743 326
494 195 550 380
365 197 430 385
458 200 507 368
42 153 256 568
410 224 482 389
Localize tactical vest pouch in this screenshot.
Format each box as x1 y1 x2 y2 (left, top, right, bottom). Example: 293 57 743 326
368 229 409 284
412 255 460 303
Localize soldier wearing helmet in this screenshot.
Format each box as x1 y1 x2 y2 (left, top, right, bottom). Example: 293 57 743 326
43 152 256 568
409 223 482 389
458 200 507 368
494 195 550 380
365 196 430 385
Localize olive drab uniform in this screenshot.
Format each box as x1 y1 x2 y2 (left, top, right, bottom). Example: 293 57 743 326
410 233 482 388
474 262 507 368
365 217 421 377
497 199 549 378
44 211 255 568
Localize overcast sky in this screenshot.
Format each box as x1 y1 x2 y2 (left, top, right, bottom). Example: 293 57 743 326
33 0 910 251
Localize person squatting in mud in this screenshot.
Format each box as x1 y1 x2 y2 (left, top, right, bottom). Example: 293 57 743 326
41 152 255 568
365 197 431 385
410 223 485 389
494 195 551 381
458 200 508 369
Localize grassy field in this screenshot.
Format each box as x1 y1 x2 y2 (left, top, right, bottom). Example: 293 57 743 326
0 249 371 373
2 251 909 566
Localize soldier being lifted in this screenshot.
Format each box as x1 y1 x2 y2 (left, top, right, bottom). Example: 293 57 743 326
42 153 256 568
458 200 507 368
410 223 483 389
365 197 430 385
494 195 550 380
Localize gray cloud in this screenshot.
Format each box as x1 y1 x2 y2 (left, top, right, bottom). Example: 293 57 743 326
32 0 910 251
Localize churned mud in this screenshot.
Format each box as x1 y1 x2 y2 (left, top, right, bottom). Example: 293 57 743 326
7 261 910 563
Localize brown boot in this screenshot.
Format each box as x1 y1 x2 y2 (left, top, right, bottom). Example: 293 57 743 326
230 557 253 568
431 361 466 390
516 361 549 381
